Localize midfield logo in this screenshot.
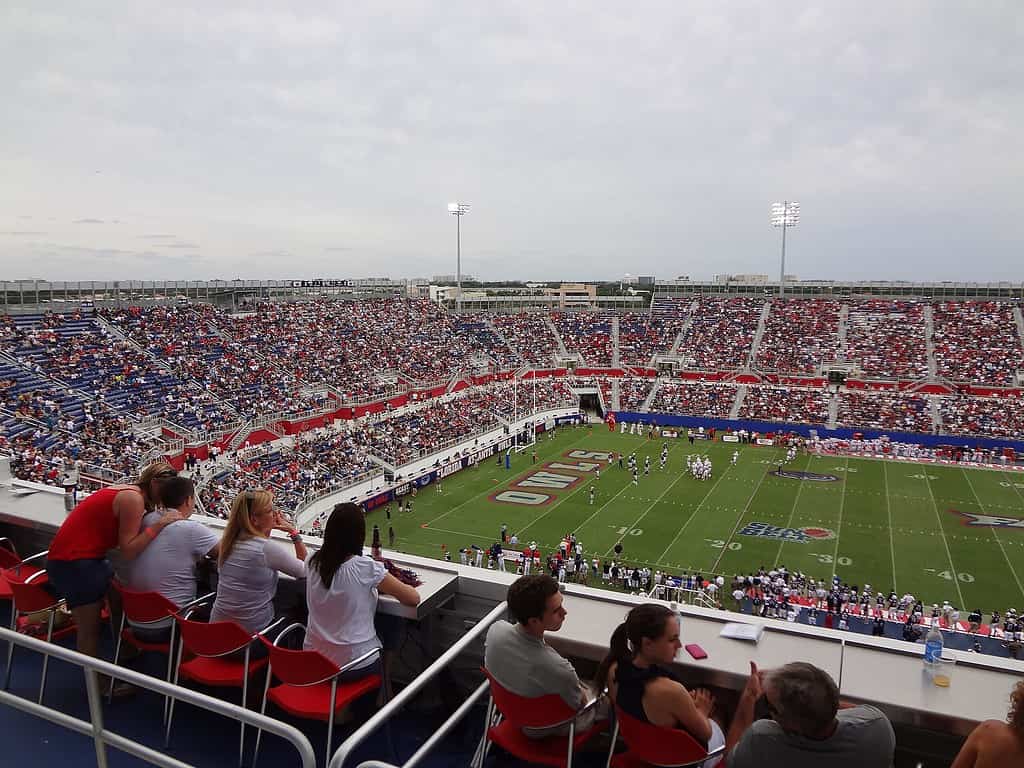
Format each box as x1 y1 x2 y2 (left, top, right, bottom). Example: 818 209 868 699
738 522 836 544
955 511 1024 530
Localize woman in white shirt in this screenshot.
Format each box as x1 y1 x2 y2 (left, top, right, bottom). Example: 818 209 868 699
305 503 419 681
211 490 307 636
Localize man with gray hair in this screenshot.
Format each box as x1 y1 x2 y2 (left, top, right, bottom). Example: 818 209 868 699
727 661 895 768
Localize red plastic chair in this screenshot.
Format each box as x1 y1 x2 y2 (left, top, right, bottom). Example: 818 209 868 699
3 554 77 705
607 705 724 768
475 667 607 768
0 541 43 603
166 601 283 768
108 581 213 717
252 623 383 767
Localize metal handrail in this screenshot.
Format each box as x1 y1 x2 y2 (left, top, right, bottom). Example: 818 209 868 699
329 601 509 768
0 626 316 768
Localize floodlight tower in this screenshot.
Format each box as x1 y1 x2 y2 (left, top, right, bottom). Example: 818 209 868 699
770 201 800 297
447 202 470 313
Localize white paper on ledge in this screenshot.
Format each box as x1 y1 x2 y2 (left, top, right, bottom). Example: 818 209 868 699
719 622 765 643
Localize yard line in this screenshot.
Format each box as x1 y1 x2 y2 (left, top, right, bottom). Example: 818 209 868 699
520 437 655 538
653 464 735 565
961 469 1024 603
771 453 813 567
708 450 781 575
423 430 592 526
828 456 849 576
881 460 898 593
921 473 966 608
603 465 695 558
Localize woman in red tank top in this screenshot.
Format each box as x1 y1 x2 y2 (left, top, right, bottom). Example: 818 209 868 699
46 462 185 662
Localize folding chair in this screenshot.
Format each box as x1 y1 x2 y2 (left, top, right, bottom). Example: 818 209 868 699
475 667 606 768
252 623 382 767
606 705 724 768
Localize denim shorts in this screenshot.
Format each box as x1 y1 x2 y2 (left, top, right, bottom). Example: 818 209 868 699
46 557 113 609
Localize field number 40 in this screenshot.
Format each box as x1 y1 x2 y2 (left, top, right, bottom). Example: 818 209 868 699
937 570 975 583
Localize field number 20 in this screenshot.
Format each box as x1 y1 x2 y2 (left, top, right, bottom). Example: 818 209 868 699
816 554 853 566
708 540 742 551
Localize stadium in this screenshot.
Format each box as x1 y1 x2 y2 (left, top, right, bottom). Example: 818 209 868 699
3 279 1024 767
4 4 1024 768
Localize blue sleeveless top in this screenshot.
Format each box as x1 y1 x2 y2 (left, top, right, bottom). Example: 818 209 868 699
615 659 709 750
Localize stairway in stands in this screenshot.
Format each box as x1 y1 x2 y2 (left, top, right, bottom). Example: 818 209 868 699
729 385 746 419
748 299 772 367
837 303 850 360
668 300 700 355
827 392 839 429
930 396 944 433
611 377 621 410
641 379 662 411
923 303 939 379
1014 306 1024 353
545 315 570 358
611 316 620 367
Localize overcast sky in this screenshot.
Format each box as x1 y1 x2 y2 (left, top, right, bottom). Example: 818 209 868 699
1 2 1022 283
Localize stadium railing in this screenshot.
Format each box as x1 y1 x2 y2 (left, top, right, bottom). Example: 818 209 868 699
0 626 316 768
329 601 508 768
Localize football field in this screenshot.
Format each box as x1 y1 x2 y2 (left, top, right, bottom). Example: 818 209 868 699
374 427 1024 615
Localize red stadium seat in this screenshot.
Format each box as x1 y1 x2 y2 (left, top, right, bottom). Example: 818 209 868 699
608 705 724 768
252 624 382 767
476 667 606 768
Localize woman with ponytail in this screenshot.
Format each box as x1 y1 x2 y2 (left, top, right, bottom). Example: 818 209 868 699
595 604 726 767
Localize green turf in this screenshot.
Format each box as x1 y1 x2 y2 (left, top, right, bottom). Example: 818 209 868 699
371 426 1024 615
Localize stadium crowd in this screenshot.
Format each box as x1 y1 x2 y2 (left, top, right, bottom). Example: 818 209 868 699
738 385 831 425
676 296 764 370
551 311 615 367
650 381 736 418
844 300 929 379
932 300 1024 385
617 312 683 366
756 299 841 374
837 391 933 433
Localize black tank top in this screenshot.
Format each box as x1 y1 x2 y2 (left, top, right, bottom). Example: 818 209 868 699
615 659 708 750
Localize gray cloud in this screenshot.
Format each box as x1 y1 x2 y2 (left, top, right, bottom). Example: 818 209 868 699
72 218 105 224
157 241 200 249
0 230 47 236
2 2 1022 281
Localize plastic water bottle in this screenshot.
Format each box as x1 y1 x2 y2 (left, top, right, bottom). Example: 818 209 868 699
670 600 684 637
924 620 944 669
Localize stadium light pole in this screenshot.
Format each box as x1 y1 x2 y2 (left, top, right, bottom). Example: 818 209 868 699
448 202 470 313
770 201 800 297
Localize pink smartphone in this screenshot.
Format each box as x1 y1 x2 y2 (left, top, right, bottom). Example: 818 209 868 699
685 643 708 660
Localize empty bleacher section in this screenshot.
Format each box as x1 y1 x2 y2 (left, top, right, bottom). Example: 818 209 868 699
674 296 764 370
755 298 842 374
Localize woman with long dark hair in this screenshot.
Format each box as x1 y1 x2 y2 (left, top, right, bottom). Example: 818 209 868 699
304 503 419 677
595 604 726 767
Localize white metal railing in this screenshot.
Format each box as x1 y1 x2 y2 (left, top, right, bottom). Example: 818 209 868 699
329 601 508 768
0 626 316 768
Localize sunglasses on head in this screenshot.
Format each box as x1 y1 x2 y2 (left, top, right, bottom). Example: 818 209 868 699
154 469 178 479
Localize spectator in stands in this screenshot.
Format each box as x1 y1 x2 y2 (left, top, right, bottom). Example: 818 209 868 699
484 574 603 738
950 680 1024 767
210 489 307 635
124 476 219 643
728 661 895 768
304 503 419 686
595 603 726 766
45 462 183 669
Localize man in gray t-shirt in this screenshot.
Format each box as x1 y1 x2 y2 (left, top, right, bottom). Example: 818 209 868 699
729 662 895 768
125 476 219 636
484 574 599 738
